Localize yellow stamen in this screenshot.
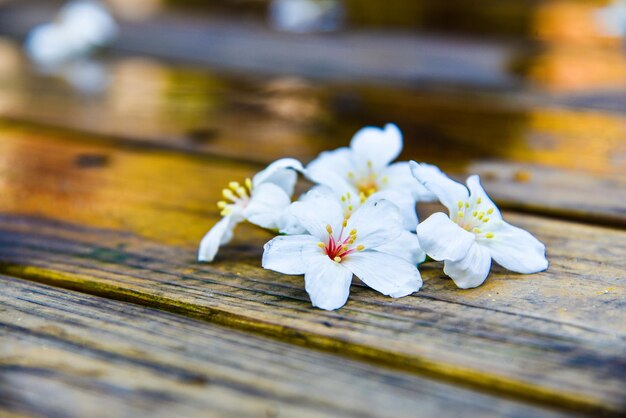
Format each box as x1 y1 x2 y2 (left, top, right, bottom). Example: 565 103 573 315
367 160 373 168
222 189 236 200
228 181 240 190
236 186 247 198
473 228 482 234
341 195 346 202
472 211 478 217
487 208 494 214
483 217 490 223
347 171 354 178
359 192 366 203
381 176 389 184
348 205 353 211
356 245 365 251
457 211 464 218
220 207 231 216
245 178 253 191
485 232 494 239
342 219 348 228
465 202 470 208
217 201 227 209
317 242 326 248
346 192 351 199
477 197 482 204
349 229 357 235
326 224 333 234
458 201 463 209
333 256 342 263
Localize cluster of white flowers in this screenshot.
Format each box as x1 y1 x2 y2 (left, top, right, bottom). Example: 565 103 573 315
199 124 548 310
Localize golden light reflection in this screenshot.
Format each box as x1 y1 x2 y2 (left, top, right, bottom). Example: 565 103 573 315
0 126 271 248
525 47 626 91
533 0 623 46
522 0 626 91
513 110 626 175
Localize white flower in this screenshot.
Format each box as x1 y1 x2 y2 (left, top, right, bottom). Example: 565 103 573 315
410 161 549 289
306 123 436 230
25 0 117 68
262 190 422 310
198 158 304 262
301 185 426 265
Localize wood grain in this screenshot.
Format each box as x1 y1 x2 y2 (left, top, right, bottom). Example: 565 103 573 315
1 89 625 227
0 276 572 418
0 131 624 414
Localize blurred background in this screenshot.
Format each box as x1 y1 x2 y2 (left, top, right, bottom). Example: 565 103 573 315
0 0 624 173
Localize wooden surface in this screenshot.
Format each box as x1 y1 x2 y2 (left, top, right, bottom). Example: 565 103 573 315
1 276 574 418
0 6 625 416
0 123 624 416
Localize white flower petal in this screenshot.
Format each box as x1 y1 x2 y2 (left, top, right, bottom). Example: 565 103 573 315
275 210 308 235
466 175 502 220
481 220 549 274
305 147 356 195
245 183 292 229
416 212 475 262
382 162 437 202
61 0 118 47
409 161 469 213
289 192 344 240
262 234 325 275
197 215 240 262
376 230 426 265
443 242 492 289
252 158 304 196
368 189 418 230
304 258 353 310
347 199 403 249
350 123 402 170
342 251 422 298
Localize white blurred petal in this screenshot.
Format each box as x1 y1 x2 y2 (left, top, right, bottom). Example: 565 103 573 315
305 258 353 310
60 0 118 47
289 191 344 240
416 212 474 262
443 242 492 289
466 175 502 220
410 161 468 213
197 215 240 262
350 123 402 171
376 230 426 265
368 189 418 230
347 199 403 249
305 147 356 196
481 220 549 274
342 251 422 298
262 234 325 275
245 183 291 229
382 162 437 202
252 157 304 196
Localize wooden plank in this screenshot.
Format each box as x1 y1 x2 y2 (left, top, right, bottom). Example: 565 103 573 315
0 81 625 227
0 130 624 414
0 276 573 418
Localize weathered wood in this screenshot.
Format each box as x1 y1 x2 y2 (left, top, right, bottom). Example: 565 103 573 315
0 276 574 418
0 130 624 414
0 82 625 227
